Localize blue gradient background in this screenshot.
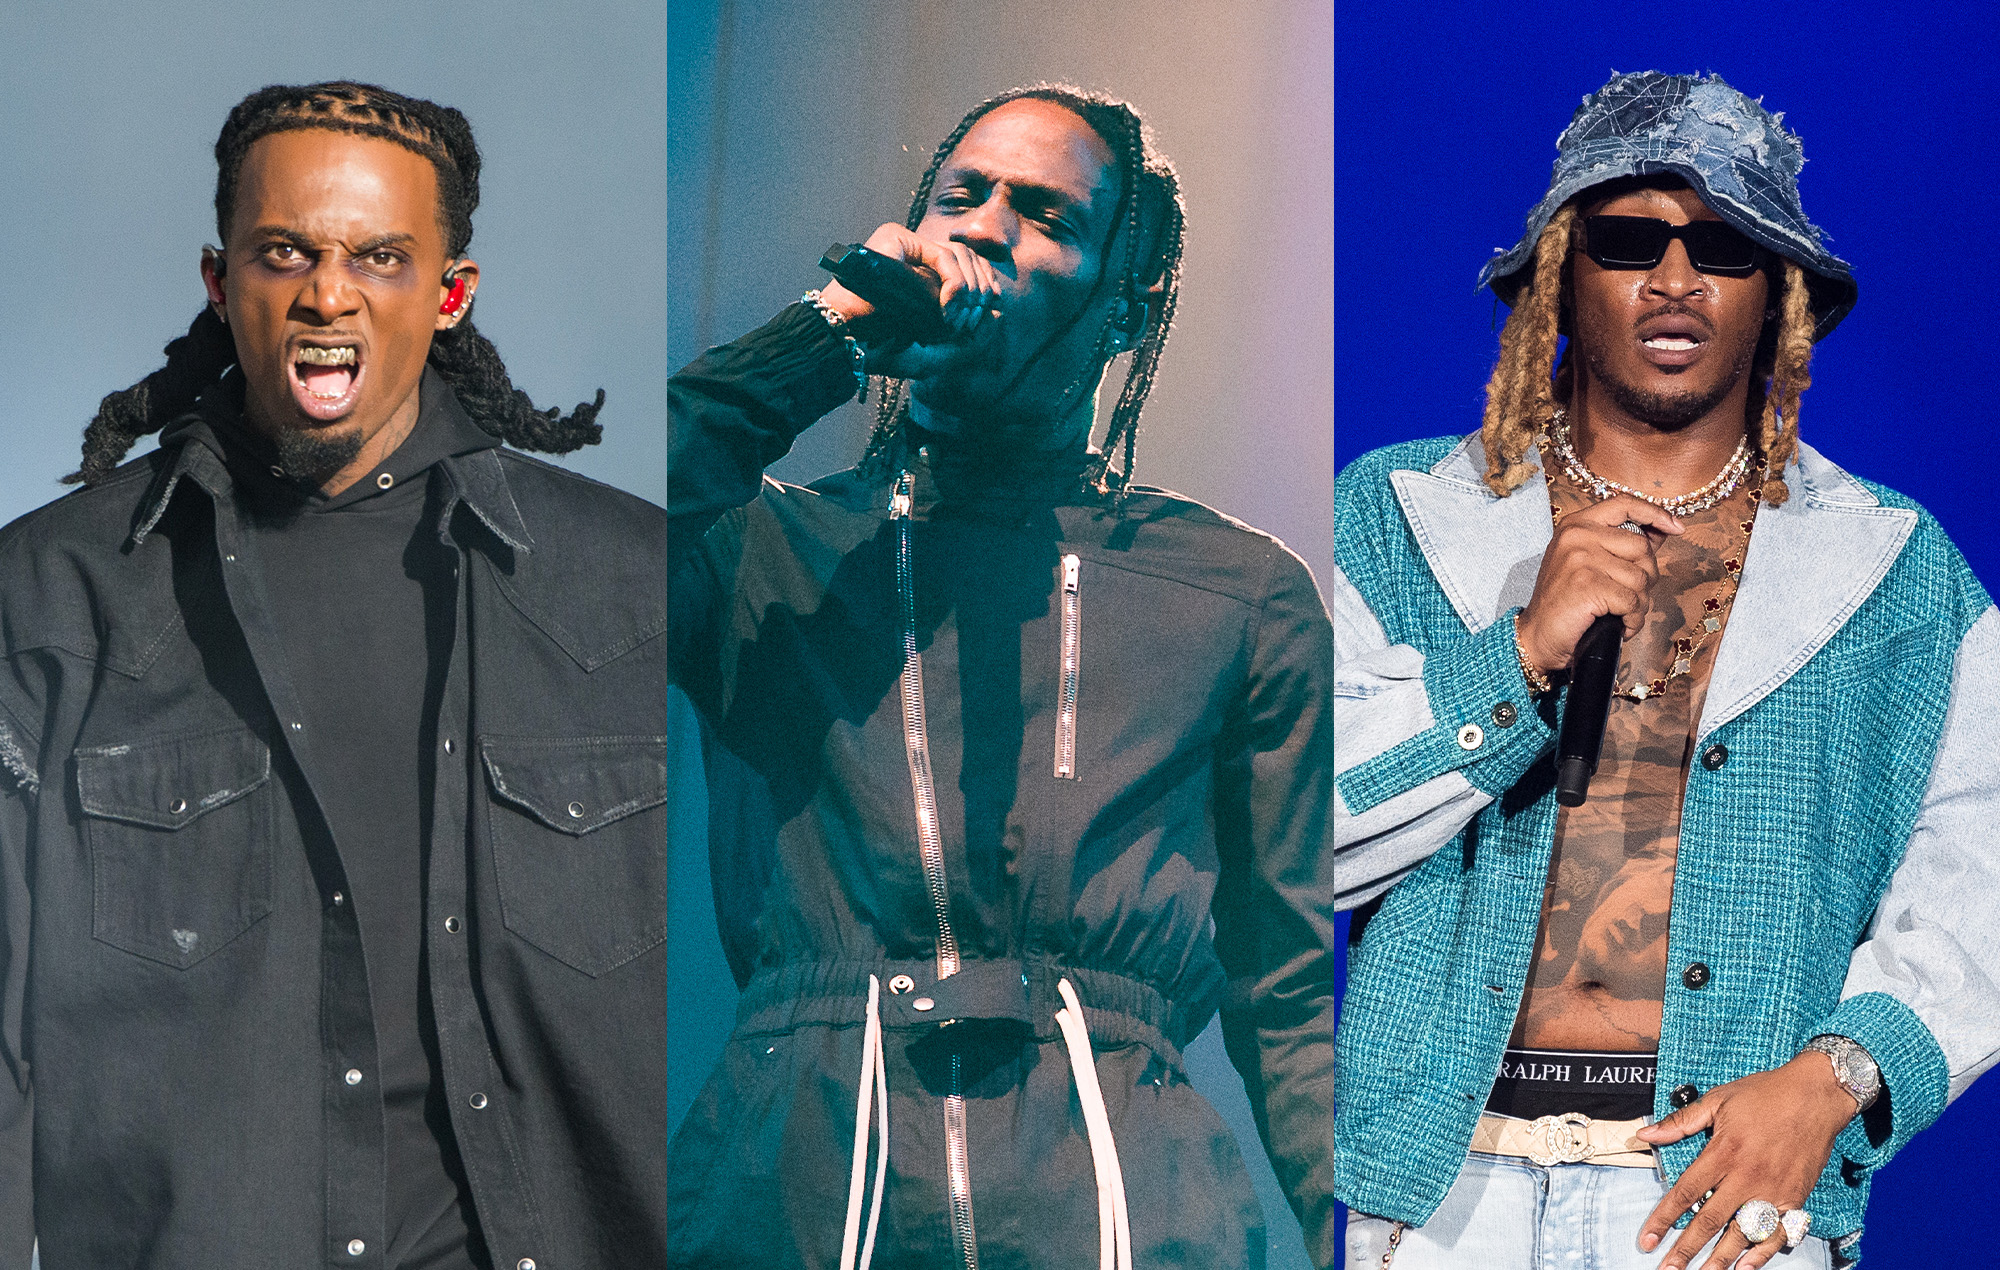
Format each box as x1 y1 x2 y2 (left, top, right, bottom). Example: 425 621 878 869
1334 4 2000 1262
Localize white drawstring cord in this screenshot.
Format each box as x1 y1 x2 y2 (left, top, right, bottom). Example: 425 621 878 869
1054 977 1132 1270
840 974 890 1270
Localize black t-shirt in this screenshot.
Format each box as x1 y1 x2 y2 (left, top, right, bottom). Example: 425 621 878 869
219 372 499 1269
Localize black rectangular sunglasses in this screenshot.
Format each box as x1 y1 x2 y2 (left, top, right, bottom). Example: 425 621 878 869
1583 215 1764 276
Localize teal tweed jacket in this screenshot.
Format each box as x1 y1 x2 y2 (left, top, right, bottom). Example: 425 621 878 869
1333 432 2000 1248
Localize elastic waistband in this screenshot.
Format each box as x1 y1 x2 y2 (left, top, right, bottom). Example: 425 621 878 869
1485 1047 1657 1122
736 956 1195 1064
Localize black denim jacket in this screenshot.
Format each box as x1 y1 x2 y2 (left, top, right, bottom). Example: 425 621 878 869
0 391 666 1268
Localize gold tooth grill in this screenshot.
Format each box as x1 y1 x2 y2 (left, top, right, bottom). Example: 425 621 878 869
295 347 358 366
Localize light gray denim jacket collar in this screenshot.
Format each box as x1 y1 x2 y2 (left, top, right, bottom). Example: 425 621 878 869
1387 433 1916 740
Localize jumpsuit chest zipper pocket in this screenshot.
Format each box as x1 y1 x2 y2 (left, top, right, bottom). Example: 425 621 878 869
1055 553 1082 780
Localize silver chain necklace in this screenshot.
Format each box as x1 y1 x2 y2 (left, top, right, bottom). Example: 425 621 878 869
1545 411 1753 517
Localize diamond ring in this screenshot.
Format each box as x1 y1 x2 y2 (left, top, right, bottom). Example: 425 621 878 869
1780 1208 1811 1251
1734 1199 1781 1244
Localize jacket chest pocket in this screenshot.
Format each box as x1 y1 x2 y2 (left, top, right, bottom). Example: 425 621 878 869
76 728 274 969
482 736 668 977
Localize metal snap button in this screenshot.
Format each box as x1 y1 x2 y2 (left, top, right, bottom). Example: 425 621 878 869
567 801 585 819
1669 1083 1701 1109
1682 962 1711 990
470 1092 488 1109
1456 723 1484 750
345 1068 363 1086
332 891 344 906
443 738 455 755
168 797 188 815
1491 701 1519 728
376 472 394 490
887 974 915 995
912 997 935 1012
347 1239 366 1256
444 916 460 934
518 1260 537 1270
1702 744 1728 771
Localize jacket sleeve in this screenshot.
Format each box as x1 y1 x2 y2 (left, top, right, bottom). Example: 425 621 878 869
1813 602 2000 1176
668 303 864 696
1211 545 1339 1268
1332 561 1555 910
0 703 36 1267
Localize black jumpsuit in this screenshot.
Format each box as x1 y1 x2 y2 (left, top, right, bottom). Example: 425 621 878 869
668 305 1340 1268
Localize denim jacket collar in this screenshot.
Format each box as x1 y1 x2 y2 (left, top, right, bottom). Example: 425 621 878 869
1389 431 1918 740
134 380 535 557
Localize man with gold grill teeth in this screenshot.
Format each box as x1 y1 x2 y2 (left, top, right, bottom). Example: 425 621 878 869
667 84 1338 1268
0 83 666 1266
1334 71 2000 1270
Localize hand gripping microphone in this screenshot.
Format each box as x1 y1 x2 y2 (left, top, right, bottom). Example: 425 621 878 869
1554 517 1650 807
818 243 951 345
1554 613 1623 807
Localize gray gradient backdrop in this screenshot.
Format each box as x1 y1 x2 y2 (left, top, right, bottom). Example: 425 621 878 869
0 0 666 521
669 3 1333 1267
0 3 662 1263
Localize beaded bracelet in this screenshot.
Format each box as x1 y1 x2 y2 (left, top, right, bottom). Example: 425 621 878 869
1513 614 1553 696
802 289 868 401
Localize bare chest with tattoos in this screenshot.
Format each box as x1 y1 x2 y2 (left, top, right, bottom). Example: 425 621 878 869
1510 471 1761 1053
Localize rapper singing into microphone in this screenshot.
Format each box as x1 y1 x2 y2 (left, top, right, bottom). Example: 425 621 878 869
668 85 1337 1267
0 83 665 1267
1335 72 2000 1269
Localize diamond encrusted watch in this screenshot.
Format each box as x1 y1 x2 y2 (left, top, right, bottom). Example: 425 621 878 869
1802 1035 1881 1113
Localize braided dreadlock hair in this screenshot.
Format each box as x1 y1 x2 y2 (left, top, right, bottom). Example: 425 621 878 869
70 81 603 486
857 84 1186 499
1479 198 1815 507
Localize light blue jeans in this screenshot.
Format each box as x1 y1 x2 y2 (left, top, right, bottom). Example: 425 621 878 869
1344 1154 1833 1270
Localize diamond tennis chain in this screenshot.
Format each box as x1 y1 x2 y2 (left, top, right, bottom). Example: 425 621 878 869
1546 410 1752 517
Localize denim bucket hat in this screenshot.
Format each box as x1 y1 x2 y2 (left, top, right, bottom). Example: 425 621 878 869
1478 71 1857 340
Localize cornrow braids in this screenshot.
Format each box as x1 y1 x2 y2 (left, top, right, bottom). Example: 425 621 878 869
71 308 236 487
858 83 1187 499
69 81 601 486
1480 205 1576 497
427 313 604 454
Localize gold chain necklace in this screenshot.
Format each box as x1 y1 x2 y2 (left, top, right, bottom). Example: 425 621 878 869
1545 436 1764 702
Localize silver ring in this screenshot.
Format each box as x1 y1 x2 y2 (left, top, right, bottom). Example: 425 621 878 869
1734 1198 1781 1244
1780 1208 1811 1251
1617 519 1647 536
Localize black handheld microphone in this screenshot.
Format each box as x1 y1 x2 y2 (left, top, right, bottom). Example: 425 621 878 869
1555 613 1623 807
818 243 951 345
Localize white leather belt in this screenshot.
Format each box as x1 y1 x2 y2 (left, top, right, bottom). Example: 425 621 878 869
1471 1111 1654 1169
